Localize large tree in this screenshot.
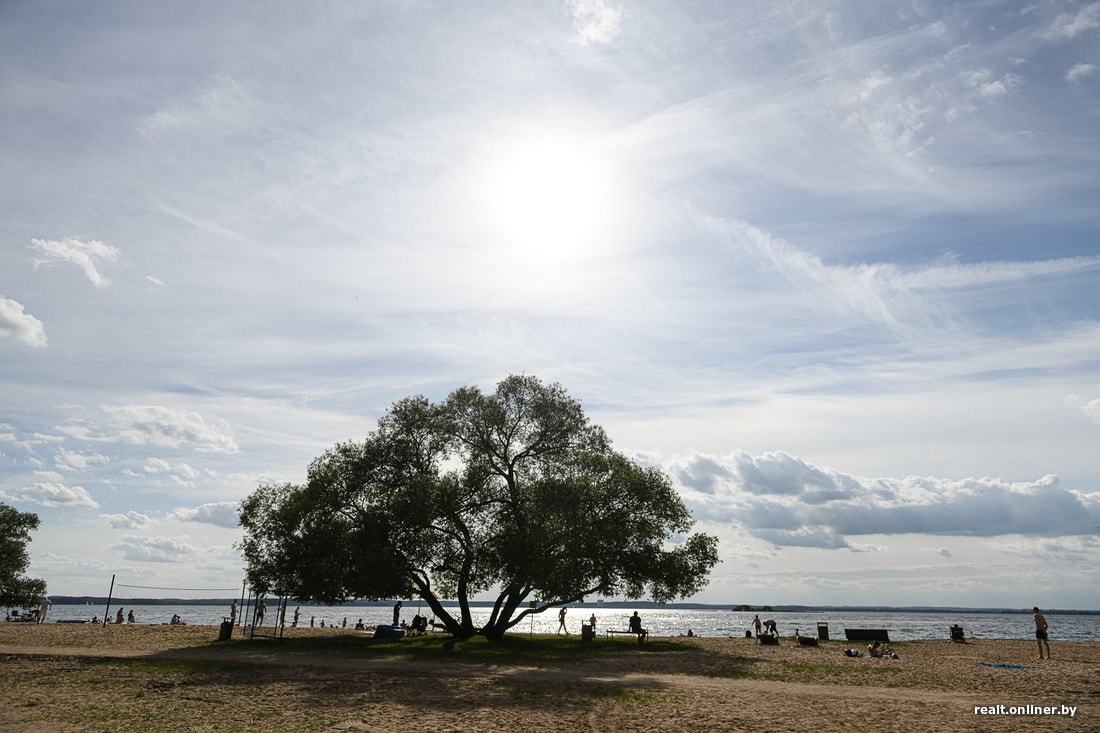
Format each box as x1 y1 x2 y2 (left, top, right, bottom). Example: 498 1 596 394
0 503 47 608
240 376 718 639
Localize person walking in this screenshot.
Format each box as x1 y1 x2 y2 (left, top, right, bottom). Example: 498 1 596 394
1033 607 1052 659
558 607 569 635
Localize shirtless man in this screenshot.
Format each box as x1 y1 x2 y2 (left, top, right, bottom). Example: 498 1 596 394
1033 607 1051 659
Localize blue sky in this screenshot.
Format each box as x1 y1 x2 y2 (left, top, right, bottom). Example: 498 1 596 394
2 0 1099 607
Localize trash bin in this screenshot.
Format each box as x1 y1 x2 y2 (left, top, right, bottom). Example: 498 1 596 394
581 623 594 642
218 617 233 641
817 622 829 641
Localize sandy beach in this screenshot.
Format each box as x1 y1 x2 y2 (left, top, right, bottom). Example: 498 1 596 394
1 623 1095 732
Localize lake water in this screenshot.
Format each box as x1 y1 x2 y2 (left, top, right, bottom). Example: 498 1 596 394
36 604 1100 641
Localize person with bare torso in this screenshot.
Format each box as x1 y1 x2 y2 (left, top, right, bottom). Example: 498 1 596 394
1033 607 1051 659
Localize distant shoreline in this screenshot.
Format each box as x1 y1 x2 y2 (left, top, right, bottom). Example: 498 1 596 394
40 597 1100 615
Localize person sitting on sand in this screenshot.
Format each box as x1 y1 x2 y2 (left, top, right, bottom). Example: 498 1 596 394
115 608 125 625
90 616 98 624
868 641 884 658
127 610 136 624
1033 606 1051 659
355 619 365 630
687 629 694 637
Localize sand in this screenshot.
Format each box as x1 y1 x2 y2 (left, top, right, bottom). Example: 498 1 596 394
1 623 1096 731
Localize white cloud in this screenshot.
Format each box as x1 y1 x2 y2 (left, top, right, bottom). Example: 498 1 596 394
54 448 109 471
172 501 240 528
566 0 623 45
922 547 953 558
145 275 165 286
111 534 199 563
1066 62 1097 82
696 213 1100 334
1045 2 1100 39
138 75 259 138
29 237 120 288
963 69 1024 98
142 458 199 486
656 450 1100 548
1 479 98 508
0 295 48 347
100 511 154 529
1067 394 1100 423
58 405 238 453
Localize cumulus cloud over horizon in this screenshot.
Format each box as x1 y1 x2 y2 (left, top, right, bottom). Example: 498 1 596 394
100 511 154 529
172 500 240 528
0 295 47 347
652 450 1100 549
1 474 98 509
111 534 199 563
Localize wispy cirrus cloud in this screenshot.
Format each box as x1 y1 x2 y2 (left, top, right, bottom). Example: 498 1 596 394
29 237 120 288
1044 2 1100 40
0 295 47 347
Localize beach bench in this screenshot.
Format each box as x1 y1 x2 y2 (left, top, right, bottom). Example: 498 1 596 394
797 636 819 647
606 629 646 643
844 628 890 642
758 633 779 645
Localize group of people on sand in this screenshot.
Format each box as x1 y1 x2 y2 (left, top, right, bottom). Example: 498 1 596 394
556 607 649 638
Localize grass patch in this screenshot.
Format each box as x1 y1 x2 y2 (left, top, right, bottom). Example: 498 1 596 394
223 632 696 664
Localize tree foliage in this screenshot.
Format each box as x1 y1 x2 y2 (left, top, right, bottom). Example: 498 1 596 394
239 376 719 639
0 503 47 608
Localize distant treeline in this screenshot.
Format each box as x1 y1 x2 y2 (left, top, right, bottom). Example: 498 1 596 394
44 597 1100 614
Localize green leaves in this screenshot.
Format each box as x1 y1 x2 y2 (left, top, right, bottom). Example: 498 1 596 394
238 375 719 638
0 503 47 608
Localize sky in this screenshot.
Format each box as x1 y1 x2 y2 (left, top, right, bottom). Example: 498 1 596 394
2 0 1099 609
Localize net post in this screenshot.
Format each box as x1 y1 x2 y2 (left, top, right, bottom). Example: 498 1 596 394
101 574 115 628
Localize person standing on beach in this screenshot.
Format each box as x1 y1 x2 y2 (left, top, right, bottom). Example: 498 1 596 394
37 596 51 624
1033 607 1052 659
255 597 266 626
310 616 315 628
589 613 597 631
292 607 300 627
751 614 762 637
115 608 124 625
393 601 402 627
558 607 568 634
230 599 238 624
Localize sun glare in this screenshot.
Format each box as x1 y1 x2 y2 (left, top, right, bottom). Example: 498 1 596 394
481 138 611 259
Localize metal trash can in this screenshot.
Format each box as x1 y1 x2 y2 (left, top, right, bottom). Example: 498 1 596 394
817 622 829 641
581 623 594 642
218 617 233 641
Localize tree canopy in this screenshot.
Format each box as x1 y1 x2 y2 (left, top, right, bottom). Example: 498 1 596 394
239 375 718 639
0 503 47 608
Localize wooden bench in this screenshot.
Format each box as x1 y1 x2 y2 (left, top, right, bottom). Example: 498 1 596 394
606 629 646 642
844 628 890 642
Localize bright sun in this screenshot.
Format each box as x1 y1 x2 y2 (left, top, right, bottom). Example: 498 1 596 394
481 138 611 258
